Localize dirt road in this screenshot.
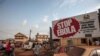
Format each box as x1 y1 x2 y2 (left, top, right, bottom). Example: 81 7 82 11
14 48 34 56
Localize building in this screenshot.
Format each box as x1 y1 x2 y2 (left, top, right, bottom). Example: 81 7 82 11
14 32 28 47
0 40 5 43
35 33 49 43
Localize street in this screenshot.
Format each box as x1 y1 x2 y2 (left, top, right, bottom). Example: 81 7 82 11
14 48 34 56
14 46 100 56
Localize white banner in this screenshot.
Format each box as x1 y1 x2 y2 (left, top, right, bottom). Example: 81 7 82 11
52 11 100 39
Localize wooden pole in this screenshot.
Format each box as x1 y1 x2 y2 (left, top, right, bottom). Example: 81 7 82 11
49 27 53 49
98 9 100 28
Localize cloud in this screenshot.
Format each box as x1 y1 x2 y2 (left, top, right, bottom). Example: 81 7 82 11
53 13 59 20
35 24 39 29
58 0 83 8
86 4 100 13
22 19 27 26
41 15 51 27
43 16 49 22
70 0 78 4
76 4 100 15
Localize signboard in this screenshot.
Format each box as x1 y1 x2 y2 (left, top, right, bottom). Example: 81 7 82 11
52 11 100 39
53 18 80 37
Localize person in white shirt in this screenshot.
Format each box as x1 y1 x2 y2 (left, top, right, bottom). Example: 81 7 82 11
33 43 41 56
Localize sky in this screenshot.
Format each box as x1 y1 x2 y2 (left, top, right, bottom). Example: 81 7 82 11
0 0 100 40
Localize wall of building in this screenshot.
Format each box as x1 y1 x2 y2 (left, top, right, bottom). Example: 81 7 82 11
35 33 49 43
60 38 89 46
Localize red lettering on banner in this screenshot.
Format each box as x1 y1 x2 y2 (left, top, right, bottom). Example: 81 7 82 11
53 18 80 38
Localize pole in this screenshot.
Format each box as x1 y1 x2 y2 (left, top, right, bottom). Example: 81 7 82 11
98 9 100 28
29 29 31 41
49 27 53 49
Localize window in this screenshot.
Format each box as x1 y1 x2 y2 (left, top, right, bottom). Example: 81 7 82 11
85 34 92 37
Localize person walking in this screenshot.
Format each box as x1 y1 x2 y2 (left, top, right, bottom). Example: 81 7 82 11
33 43 41 56
5 40 14 56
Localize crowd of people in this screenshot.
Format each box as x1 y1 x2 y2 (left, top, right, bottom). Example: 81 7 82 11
0 40 62 56
0 40 14 56
32 41 63 56
32 42 52 56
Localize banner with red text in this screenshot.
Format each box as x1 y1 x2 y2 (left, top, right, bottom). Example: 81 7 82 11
52 11 100 39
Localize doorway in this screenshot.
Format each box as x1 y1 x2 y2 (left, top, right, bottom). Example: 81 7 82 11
81 38 87 45
67 39 73 46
